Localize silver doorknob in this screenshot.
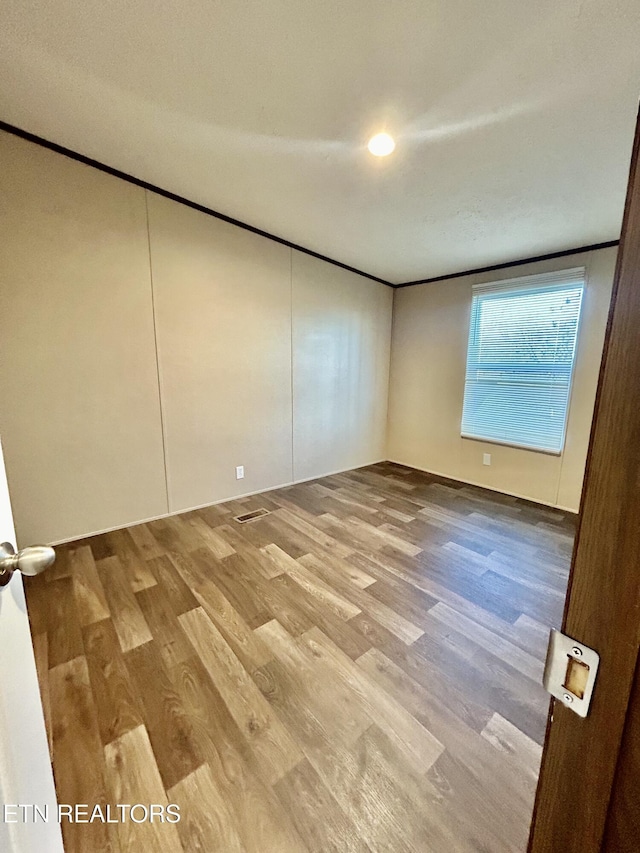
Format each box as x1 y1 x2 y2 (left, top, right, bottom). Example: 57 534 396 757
0 542 55 587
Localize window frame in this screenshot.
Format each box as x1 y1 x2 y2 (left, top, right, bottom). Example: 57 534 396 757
460 267 586 455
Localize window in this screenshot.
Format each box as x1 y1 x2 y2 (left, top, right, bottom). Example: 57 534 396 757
461 269 585 454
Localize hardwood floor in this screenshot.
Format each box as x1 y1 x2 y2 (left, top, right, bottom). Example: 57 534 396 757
25 462 574 852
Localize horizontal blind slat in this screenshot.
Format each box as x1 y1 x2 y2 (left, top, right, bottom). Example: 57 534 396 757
461 275 584 453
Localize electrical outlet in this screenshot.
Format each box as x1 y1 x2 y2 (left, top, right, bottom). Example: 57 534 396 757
235 465 244 480
483 453 491 466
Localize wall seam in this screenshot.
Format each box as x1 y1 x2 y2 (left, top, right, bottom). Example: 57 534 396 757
290 249 295 482
144 190 171 514
384 286 397 459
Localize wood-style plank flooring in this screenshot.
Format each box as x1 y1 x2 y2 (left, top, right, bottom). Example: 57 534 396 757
25 462 574 852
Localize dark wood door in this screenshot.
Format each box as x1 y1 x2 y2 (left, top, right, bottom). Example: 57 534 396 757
528 104 640 851
601 656 640 850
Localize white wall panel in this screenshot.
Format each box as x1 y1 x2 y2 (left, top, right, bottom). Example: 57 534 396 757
387 248 616 511
292 251 392 482
0 134 167 544
147 194 293 512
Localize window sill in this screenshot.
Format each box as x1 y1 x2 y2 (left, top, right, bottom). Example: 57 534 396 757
461 433 562 457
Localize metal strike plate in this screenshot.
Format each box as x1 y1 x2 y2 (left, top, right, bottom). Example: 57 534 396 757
543 629 600 718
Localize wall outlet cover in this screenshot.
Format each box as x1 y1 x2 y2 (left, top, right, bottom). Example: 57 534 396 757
483 453 491 466
235 465 244 479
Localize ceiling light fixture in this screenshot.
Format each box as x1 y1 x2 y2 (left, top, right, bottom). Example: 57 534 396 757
367 132 395 157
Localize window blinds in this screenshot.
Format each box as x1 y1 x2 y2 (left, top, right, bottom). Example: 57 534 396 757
461 268 585 454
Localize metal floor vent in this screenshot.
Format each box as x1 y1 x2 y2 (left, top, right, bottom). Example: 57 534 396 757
233 508 271 524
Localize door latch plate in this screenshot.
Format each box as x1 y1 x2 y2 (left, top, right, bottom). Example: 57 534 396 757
543 629 600 718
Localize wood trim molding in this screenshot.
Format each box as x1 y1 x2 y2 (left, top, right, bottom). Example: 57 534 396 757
0 119 620 291
394 241 620 289
0 119 392 288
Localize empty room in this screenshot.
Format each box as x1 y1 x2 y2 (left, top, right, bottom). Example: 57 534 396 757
1 2 640 852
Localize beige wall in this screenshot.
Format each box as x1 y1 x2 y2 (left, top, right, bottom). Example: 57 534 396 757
0 132 392 544
148 195 294 513
386 248 617 511
0 133 168 545
292 251 393 481
0 127 612 543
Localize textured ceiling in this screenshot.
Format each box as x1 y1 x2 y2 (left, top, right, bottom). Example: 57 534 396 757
1 0 639 284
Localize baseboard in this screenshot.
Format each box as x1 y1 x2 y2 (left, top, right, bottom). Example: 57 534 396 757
385 458 579 515
49 459 386 546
